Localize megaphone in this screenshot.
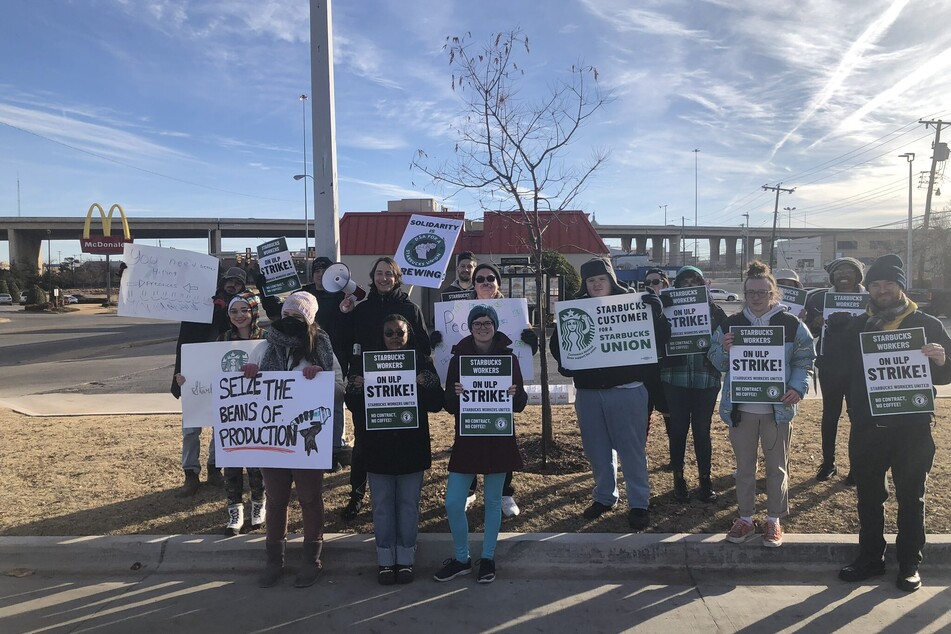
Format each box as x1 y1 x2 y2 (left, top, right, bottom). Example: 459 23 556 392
323 262 366 310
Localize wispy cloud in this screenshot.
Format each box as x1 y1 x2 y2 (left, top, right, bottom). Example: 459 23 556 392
339 176 437 204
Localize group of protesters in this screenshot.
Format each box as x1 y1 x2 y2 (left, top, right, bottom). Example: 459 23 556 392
170 250 949 593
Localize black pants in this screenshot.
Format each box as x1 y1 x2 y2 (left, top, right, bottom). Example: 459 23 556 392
818 367 851 465
662 383 719 475
469 472 515 497
849 422 935 567
224 467 264 505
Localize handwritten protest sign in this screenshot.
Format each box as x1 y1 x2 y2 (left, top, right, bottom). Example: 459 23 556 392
821 292 869 354
213 370 334 469
363 350 419 430
459 355 514 436
256 237 301 296
729 325 786 403
394 214 464 288
778 285 808 318
433 297 533 383
861 327 934 416
661 286 711 355
554 294 658 371
118 243 219 322
180 340 266 428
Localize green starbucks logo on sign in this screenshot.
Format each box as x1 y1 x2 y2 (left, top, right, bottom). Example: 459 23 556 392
913 393 929 408
558 308 596 355
404 233 446 267
221 350 250 372
766 385 781 399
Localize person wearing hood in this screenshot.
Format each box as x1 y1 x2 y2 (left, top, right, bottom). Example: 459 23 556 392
709 261 815 548
804 257 866 483
434 305 527 585
661 266 727 504
549 257 671 531
337 257 432 521
828 255 951 592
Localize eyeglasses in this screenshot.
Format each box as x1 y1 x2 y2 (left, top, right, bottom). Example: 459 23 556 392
471 320 495 329
646 279 663 286
475 275 497 284
744 290 771 298
228 308 252 315
384 329 406 337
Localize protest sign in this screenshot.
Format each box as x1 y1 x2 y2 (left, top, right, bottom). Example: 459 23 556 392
180 340 266 428
432 297 534 383
729 325 786 403
778 285 808 317
860 327 934 416
661 286 711 355
821 292 869 354
394 214 464 288
256 237 302 296
363 350 419 430
213 370 334 469
459 355 514 436
554 294 658 371
118 243 219 322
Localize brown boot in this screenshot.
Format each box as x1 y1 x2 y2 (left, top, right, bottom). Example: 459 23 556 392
175 470 200 498
294 540 323 588
259 540 285 588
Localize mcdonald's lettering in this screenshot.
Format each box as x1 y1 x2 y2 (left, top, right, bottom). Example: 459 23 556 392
80 203 133 255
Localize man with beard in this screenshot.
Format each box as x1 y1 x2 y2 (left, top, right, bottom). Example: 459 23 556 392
831 255 951 592
441 252 477 299
170 266 248 497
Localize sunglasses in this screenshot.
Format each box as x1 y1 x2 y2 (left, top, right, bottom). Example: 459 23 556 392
646 279 663 286
475 275 497 284
384 329 406 337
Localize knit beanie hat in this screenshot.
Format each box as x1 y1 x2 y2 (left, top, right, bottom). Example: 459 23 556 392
773 269 799 283
674 266 705 287
229 292 261 327
865 254 906 289
579 257 626 295
282 291 319 325
826 257 865 285
223 267 247 284
467 304 499 331
473 262 502 283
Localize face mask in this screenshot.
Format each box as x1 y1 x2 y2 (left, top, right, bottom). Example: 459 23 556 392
275 316 308 337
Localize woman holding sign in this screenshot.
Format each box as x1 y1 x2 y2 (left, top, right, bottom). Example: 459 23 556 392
436 305 527 584
709 261 815 548
345 314 442 585
241 291 345 588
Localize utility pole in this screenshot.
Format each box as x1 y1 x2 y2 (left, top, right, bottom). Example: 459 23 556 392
763 183 795 269
917 119 948 285
899 152 914 285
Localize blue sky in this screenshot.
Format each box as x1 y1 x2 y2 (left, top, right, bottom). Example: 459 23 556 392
1 0 950 263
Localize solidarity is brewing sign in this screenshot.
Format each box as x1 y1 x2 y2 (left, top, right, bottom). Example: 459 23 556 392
459 356 514 436
661 286 711 355
554 294 657 370
394 214 464 288
363 350 419 430
861 327 934 416
213 370 334 469
729 326 786 403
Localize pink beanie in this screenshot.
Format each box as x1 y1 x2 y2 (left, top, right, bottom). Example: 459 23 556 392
282 291 319 325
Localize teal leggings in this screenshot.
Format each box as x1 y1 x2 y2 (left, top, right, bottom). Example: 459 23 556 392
445 471 506 562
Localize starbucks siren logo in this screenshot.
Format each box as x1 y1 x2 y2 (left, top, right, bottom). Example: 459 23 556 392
221 350 250 372
401 410 415 423
495 417 509 431
404 233 446 267
766 385 782 399
558 308 596 356
696 338 709 349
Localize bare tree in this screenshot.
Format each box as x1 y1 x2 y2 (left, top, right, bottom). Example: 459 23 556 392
413 29 609 465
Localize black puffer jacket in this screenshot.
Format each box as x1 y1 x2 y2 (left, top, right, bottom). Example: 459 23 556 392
338 288 431 375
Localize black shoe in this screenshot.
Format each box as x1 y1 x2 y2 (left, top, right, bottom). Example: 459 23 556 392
816 463 837 482
341 497 364 521
476 558 496 584
433 558 471 582
896 566 921 592
660 463 674 472
628 508 650 531
582 501 616 519
839 557 886 582
697 477 718 503
396 565 414 584
175 470 200 498
334 447 353 467
672 471 690 503
378 565 396 586
844 472 855 486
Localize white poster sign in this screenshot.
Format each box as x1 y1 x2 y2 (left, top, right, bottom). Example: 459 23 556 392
256 237 302 296
433 297 534 383
554 294 658 371
118 243 219 323
778 285 808 318
213 370 334 469
861 327 934 416
459 355 514 437
661 286 711 355
180 340 266 428
728 326 786 403
394 214 464 288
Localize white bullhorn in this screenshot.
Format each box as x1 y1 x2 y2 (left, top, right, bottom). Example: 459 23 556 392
322 263 366 303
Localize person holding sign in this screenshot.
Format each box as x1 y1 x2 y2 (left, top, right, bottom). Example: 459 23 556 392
549 257 670 531
709 261 815 548
435 305 527 584
661 266 727 504
827 255 951 592
345 314 443 585
241 291 345 588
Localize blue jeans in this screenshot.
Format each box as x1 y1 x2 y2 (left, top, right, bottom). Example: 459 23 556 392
182 427 216 473
368 471 425 566
445 472 505 562
574 385 650 509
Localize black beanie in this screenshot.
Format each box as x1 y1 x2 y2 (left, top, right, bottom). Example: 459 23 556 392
865 254 906 289
473 262 501 282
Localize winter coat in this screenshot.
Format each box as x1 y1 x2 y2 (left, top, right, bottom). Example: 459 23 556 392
338 288 431 375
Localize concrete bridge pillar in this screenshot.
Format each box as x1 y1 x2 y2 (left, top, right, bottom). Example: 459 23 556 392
621 237 632 252
708 238 721 266
668 236 681 265
8 228 43 273
724 237 737 269
635 236 648 254
650 236 666 264
208 228 222 255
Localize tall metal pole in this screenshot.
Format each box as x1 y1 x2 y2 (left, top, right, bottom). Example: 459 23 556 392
659 204 667 226
763 183 795 269
300 94 309 261
693 149 699 263
900 152 915 280
310 0 341 260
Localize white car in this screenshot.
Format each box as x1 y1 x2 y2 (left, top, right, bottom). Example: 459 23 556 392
708 288 739 302
64 295 79 304
20 292 28 304
0 293 12 305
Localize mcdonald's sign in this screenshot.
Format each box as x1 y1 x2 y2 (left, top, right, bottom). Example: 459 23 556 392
80 203 133 255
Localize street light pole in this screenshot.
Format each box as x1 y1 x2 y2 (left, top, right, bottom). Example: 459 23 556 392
741 213 750 274
46 229 53 305
300 94 309 260
693 149 699 263
659 204 667 226
783 206 796 230
899 153 915 284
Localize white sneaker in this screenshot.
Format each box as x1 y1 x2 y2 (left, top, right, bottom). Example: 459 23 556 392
250 498 266 528
464 493 476 512
226 503 244 536
501 495 520 517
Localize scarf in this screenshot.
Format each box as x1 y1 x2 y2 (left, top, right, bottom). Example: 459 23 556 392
866 296 916 331
742 304 786 326
259 328 302 371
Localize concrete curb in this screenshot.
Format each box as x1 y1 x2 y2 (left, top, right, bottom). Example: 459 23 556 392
2 534 950 578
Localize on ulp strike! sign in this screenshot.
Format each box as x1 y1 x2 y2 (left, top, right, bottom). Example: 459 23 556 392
861 327 934 416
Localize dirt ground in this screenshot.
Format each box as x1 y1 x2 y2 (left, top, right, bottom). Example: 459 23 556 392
1 400 948 537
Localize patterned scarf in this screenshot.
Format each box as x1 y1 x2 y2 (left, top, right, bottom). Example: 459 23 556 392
866 296 915 331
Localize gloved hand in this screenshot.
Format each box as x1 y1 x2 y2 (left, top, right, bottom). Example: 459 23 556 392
213 297 227 310
641 291 664 318
825 312 854 331
430 330 443 346
520 327 539 354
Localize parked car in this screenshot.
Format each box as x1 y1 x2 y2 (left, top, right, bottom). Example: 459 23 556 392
20 292 28 304
708 288 739 302
64 295 79 304
0 293 12 305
